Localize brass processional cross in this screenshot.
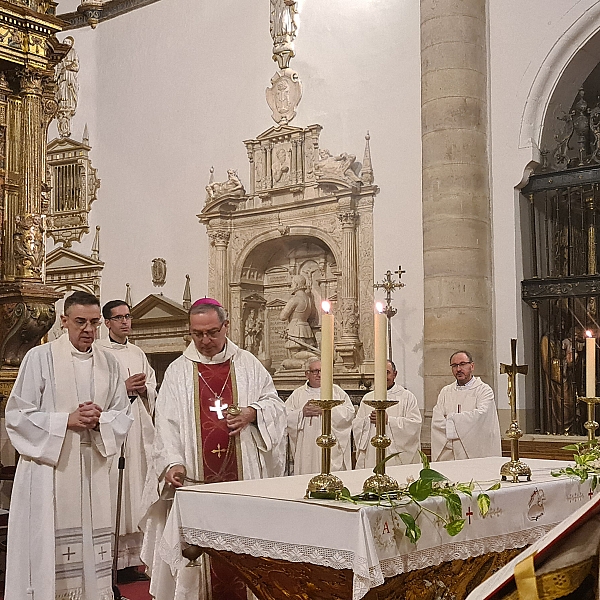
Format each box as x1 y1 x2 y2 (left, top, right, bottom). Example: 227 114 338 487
373 266 405 361
499 338 531 482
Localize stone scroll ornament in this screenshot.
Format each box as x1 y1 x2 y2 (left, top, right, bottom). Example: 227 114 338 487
14 214 44 278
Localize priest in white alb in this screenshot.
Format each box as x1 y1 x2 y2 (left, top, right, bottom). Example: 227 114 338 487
97 299 157 579
140 298 287 600
353 360 422 468
286 357 355 474
431 350 502 461
5 291 132 600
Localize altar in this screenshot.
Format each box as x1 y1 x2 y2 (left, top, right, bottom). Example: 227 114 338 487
162 457 590 600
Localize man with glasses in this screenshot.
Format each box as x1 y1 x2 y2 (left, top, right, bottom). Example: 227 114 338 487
353 360 422 469
430 350 501 461
96 299 156 582
286 357 354 474
140 297 286 600
5 291 132 600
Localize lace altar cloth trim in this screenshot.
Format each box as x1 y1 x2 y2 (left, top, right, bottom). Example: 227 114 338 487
179 523 556 600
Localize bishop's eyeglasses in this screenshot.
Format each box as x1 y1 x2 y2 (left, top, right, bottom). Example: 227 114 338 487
190 322 226 340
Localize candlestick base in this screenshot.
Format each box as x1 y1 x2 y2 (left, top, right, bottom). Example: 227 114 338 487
500 459 531 483
579 397 600 441
362 473 400 495
306 473 345 499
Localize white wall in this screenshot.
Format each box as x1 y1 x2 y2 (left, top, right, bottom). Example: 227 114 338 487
48 0 600 413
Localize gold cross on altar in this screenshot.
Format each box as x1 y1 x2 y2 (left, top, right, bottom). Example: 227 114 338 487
212 443 226 458
500 338 528 406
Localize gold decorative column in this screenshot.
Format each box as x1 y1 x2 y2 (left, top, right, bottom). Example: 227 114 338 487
0 2 67 404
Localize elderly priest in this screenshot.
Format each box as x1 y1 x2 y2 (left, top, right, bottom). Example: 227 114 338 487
5 290 132 600
140 297 287 600
431 350 502 461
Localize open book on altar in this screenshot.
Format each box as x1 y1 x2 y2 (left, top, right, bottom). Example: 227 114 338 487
467 492 600 599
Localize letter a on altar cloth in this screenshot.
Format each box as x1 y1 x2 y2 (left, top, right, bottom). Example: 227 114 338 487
195 360 246 600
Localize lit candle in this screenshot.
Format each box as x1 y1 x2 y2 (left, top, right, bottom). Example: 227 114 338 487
320 301 334 401
374 302 387 401
587 330 596 398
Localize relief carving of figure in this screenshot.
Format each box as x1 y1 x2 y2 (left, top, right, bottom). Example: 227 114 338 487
55 37 79 139
272 146 290 184
244 309 264 356
255 154 264 189
270 0 298 44
205 169 245 202
280 274 317 359
315 149 362 185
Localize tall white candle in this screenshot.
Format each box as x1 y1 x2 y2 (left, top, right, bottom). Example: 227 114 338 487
320 301 334 401
374 303 387 401
587 331 596 398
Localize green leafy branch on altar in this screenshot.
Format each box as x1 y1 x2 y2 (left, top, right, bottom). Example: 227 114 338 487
551 441 600 491
337 452 500 544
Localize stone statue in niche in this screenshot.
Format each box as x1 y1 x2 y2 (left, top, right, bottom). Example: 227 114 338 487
244 308 264 356
279 274 318 365
55 37 79 139
315 149 362 185
270 0 298 51
272 146 290 185
205 169 245 202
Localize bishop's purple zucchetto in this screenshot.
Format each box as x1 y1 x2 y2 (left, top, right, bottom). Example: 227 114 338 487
192 297 222 308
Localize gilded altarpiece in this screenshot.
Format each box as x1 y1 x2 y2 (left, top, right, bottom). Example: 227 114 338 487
199 124 377 391
0 1 67 407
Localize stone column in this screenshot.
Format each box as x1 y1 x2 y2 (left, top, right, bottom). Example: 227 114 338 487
337 200 361 369
421 0 493 412
209 229 231 309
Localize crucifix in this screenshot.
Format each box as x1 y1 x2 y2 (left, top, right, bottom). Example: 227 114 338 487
499 338 531 482
210 398 229 420
373 266 405 361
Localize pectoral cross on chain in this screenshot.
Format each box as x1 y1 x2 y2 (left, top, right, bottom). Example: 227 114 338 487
500 338 528 408
210 397 229 420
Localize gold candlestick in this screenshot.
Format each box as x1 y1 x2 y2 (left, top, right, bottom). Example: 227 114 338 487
306 398 345 499
580 396 600 441
361 398 400 495
500 338 531 483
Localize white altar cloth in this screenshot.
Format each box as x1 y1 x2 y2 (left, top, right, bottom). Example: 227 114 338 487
161 457 594 600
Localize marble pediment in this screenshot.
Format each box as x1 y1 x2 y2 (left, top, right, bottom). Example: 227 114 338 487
46 247 103 271
131 294 187 321
47 136 91 155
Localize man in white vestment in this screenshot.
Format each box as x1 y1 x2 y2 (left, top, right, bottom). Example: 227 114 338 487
286 357 354 474
431 350 502 461
5 291 132 600
96 299 157 580
353 360 422 469
140 297 287 600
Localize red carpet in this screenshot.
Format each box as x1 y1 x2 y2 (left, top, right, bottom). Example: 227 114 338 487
117 579 152 600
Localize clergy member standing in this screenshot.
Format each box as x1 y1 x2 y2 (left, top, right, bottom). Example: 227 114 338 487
140 298 287 600
5 291 132 600
353 360 422 469
96 299 157 581
286 357 355 474
430 350 502 461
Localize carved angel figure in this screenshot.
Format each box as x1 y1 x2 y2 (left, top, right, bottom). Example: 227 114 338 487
55 37 79 138
270 0 298 42
205 169 245 202
314 149 362 185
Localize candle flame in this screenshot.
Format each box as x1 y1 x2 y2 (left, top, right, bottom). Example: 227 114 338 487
322 300 331 313
587 330 594 338
375 302 384 314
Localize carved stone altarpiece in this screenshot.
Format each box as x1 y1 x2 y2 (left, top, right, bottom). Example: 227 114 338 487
199 125 378 391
